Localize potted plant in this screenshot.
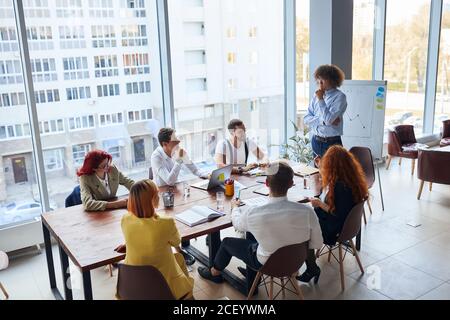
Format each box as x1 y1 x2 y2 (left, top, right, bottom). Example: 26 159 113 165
274 121 315 165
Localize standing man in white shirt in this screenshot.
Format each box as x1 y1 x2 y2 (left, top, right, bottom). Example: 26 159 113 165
151 128 207 187
198 161 323 295
214 119 267 174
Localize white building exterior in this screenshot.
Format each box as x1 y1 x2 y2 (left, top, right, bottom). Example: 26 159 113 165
0 0 284 212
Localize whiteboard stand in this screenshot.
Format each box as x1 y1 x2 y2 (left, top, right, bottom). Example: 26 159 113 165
340 80 387 212
374 158 385 211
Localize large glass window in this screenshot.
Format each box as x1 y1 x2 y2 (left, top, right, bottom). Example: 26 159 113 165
296 0 310 117
168 0 285 167
384 0 431 136
0 1 41 228
18 0 165 218
352 0 375 80
435 1 450 132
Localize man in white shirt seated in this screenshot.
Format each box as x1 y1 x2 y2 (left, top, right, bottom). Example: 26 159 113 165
198 161 324 294
151 128 207 187
214 119 267 174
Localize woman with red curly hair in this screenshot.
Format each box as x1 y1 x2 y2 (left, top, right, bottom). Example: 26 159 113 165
297 145 368 283
78 150 135 211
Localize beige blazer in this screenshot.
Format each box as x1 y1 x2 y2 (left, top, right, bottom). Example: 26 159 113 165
79 164 135 211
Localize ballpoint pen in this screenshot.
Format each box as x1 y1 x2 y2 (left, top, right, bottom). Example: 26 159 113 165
235 189 241 201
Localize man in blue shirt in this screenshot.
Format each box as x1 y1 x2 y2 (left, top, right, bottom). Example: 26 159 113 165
304 64 347 158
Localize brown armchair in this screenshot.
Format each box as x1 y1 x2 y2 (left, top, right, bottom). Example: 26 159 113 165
386 125 427 175
417 148 450 199
440 120 450 147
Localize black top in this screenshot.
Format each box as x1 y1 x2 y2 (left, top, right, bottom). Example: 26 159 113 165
315 181 355 245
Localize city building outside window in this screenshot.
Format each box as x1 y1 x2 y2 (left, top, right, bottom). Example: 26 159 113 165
94 55 118 78
43 148 64 172
72 144 92 166
91 25 116 48
97 84 120 97
66 86 91 100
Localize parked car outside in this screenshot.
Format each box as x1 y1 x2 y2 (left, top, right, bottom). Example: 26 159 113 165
388 111 413 126
1 201 56 225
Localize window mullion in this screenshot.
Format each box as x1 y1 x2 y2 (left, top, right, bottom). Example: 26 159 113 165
13 0 51 212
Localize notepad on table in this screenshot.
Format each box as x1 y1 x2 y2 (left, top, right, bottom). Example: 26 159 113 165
242 197 268 207
252 186 307 203
253 183 297 196
234 181 249 191
246 167 266 176
175 206 225 227
253 186 270 196
292 164 319 177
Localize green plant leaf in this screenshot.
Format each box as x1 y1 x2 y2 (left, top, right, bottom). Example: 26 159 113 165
291 120 299 133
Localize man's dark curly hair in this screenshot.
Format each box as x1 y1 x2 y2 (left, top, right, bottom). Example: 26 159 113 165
314 64 345 88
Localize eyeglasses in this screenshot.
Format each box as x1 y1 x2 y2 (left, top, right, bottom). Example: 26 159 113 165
97 163 110 170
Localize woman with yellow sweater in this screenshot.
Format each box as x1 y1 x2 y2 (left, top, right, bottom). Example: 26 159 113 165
117 179 194 300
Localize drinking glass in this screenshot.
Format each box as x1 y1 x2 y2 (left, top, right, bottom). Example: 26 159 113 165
216 191 225 212
303 174 311 190
183 182 190 198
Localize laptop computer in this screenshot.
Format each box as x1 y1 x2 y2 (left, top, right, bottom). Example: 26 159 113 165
190 165 233 191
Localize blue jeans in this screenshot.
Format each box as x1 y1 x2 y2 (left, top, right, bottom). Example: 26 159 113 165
311 135 343 158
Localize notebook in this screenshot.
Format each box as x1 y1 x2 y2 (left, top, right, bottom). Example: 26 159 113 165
175 206 225 227
252 186 307 203
253 186 270 196
242 197 268 207
245 167 266 176
234 181 249 191
292 164 319 177
253 182 297 196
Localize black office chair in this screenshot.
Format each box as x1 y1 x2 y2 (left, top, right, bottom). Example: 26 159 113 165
65 185 81 208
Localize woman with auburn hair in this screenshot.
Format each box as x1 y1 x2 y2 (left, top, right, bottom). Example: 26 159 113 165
297 145 368 284
78 150 135 211
116 179 194 300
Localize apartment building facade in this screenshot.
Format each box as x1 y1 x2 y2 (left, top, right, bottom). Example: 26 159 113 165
0 0 283 207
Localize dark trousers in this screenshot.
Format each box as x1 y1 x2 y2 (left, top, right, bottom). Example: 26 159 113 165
305 249 319 271
213 232 263 293
311 135 343 158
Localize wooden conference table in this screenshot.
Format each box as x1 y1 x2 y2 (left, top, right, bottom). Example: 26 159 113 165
41 169 360 300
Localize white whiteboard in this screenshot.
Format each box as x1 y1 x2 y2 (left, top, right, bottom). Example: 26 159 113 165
340 80 387 160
